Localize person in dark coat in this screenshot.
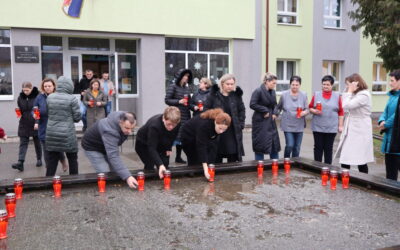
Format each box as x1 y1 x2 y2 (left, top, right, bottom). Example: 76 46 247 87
190 77 212 116
11 82 42 172
46 76 81 176
33 78 68 171
135 106 181 178
0 127 7 154
250 73 281 160
181 108 231 180
74 69 94 131
165 68 193 163
205 73 246 162
83 79 107 129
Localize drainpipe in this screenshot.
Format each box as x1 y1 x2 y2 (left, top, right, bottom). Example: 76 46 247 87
266 0 269 72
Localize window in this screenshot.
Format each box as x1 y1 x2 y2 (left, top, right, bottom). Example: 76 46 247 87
115 39 136 53
41 36 63 80
322 60 341 91
41 36 62 51
277 0 298 24
277 60 296 92
68 37 110 51
372 63 387 93
0 29 13 98
165 37 229 91
323 0 341 28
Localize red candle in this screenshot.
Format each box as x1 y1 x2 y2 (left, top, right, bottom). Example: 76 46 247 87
208 164 215 182
0 210 8 239
330 170 338 190
14 178 23 199
257 160 264 177
321 167 329 186
197 100 203 110
183 94 189 106
33 106 40 120
4 193 16 218
137 172 145 191
296 107 302 118
89 99 95 107
341 169 350 189
272 175 278 185
316 101 322 112
164 170 171 189
284 158 291 174
53 176 62 197
272 159 279 175
109 89 113 96
15 108 21 118
97 173 106 193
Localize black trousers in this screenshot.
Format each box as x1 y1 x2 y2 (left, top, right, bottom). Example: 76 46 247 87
313 132 336 164
341 164 368 174
40 141 65 167
18 136 42 162
135 141 169 171
182 144 201 166
46 151 78 176
385 154 400 181
215 154 239 163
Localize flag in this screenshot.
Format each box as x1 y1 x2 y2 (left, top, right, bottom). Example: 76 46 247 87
62 0 83 18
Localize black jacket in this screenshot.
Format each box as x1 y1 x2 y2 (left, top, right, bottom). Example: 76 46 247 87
389 96 400 153
205 84 246 160
249 84 281 154
136 114 180 167
190 89 210 116
17 87 39 137
181 116 219 164
74 75 93 99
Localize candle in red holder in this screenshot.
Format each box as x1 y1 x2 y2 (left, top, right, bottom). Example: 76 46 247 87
272 159 279 175
137 171 145 191
183 94 189 106
109 89 113 96
296 107 302 118
330 170 338 190
164 170 171 189
33 106 40 120
284 158 291 174
97 173 106 193
197 100 203 110
316 101 322 112
14 178 23 200
321 167 329 186
89 99 95 107
4 193 16 218
208 164 215 182
0 210 8 239
341 169 350 189
257 160 264 177
53 176 62 197
15 107 21 118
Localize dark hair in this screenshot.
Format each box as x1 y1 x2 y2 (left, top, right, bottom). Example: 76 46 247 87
90 79 101 90
321 75 335 85
120 112 136 124
389 69 400 81
102 72 109 75
290 75 302 85
85 69 93 73
345 73 368 94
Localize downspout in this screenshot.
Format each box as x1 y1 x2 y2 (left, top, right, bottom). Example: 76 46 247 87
266 0 269 72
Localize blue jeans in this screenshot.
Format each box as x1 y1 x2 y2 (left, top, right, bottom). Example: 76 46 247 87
284 132 303 158
79 102 87 128
105 101 112 116
255 152 279 160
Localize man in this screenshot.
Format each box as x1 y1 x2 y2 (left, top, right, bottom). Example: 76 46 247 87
75 69 94 131
135 106 181 178
99 72 115 116
82 111 138 188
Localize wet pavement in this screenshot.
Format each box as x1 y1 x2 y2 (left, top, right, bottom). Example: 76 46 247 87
2 170 399 249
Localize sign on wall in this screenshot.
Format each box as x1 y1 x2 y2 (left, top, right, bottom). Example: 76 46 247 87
62 0 84 18
14 46 39 63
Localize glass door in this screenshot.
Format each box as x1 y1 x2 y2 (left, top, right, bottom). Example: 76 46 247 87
70 54 82 95
109 54 119 111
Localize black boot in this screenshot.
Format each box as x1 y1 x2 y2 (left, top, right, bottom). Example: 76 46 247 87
12 160 24 172
36 159 42 167
175 145 186 164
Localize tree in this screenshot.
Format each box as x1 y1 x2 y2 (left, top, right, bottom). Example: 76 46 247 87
349 0 400 71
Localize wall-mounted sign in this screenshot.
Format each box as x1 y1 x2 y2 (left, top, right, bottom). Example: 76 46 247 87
14 46 39 63
63 0 84 18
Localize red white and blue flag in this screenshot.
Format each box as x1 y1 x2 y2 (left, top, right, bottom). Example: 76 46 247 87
62 0 83 18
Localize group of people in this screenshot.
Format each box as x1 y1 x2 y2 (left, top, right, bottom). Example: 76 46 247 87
4 67 400 188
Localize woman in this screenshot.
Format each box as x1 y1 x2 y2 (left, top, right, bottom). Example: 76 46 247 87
378 69 400 180
181 108 231 179
190 77 212 116
33 78 68 171
309 75 344 164
334 74 374 173
83 79 107 129
250 73 280 160
276 75 308 158
11 82 42 172
205 73 245 163
0 127 6 154
45 76 81 176
165 68 192 164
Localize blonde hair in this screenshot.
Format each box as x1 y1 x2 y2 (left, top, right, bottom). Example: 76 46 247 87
200 77 212 89
163 106 181 124
262 72 277 83
40 78 56 93
21 81 33 89
219 73 236 90
200 108 231 127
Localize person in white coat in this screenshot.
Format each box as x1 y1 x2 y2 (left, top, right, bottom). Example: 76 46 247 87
334 73 374 173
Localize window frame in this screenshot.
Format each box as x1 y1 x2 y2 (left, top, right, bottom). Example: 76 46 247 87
372 62 388 95
0 29 14 101
276 59 297 94
277 0 299 25
323 0 342 28
322 60 341 91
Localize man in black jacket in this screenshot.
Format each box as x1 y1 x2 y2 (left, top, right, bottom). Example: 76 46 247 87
75 69 94 131
135 107 181 178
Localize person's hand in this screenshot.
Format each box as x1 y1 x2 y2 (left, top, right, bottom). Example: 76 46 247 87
379 121 385 130
300 111 307 117
203 168 210 180
96 102 102 106
338 126 343 133
158 165 166 179
179 99 186 105
264 112 270 118
33 113 38 120
126 176 138 188
2 135 7 141
166 151 172 156
81 91 85 96
311 108 322 115
348 81 359 93
272 114 277 121
199 106 203 111
194 106 199 111
34 124 39 130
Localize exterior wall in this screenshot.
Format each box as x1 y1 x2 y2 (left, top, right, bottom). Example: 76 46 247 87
0 0 254 39
311 0 360 92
